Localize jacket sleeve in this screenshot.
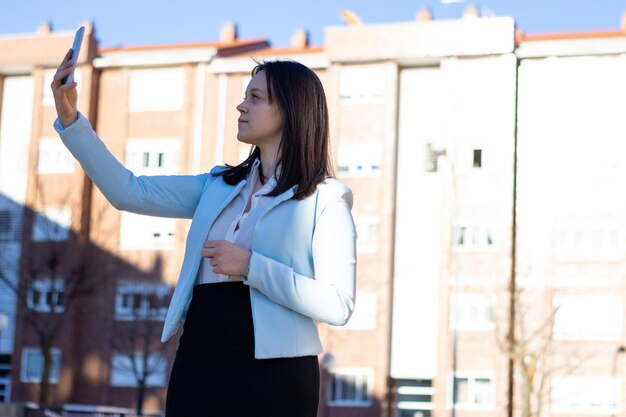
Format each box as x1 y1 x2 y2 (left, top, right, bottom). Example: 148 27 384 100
244 196 357 326
54 112 210 219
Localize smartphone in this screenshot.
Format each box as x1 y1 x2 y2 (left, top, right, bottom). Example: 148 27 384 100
62 26 85 85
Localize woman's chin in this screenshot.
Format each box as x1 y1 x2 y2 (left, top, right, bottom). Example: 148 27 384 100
236 135 254 145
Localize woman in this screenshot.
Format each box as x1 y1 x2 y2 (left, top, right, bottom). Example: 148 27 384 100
51 49 357 416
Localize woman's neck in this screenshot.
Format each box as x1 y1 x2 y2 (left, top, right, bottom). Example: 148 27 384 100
258 144 280 179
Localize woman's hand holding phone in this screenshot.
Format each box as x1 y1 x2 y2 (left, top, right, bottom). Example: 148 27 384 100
51 26 84 128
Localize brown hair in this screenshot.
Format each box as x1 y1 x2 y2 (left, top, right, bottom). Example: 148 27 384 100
217 60 334 200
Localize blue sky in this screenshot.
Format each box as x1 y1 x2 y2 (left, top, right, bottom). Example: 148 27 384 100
3 0 626 48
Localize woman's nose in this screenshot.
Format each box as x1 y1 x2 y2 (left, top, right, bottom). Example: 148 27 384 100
236 101 247 113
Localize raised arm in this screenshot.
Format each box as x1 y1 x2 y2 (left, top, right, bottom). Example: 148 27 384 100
51 50 208 219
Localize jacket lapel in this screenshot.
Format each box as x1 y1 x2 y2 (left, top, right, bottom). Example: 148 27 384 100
162 178 246 341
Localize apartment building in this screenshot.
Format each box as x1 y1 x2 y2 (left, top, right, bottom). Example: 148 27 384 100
514 28 626 415
2 6 626 417
0 21 100 405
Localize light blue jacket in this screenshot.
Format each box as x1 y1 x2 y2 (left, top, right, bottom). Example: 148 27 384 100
54 113 357 359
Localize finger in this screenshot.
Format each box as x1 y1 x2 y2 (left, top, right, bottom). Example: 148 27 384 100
203 240 222 248
54 60 74 76
200 249 216 258
53 67 73 84
52 68 75 88
204 246 217 255
56 82 78 93
60 49 73 65
60 60 74 71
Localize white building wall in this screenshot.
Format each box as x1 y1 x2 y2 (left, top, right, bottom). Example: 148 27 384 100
392 66 446 379
517 50 626 417
392 54 517 381
0 75 34 355
517 55 626 286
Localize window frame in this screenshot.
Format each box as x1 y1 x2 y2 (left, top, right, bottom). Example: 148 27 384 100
110 351 167 388
119 212 177 250
326 367 374 407
447 371 496 411
128 68 185 112
114 280 171 321
339 65 386 104
452 223 496 252
124 139 181 176
354 216 380 253
449 293 496 332
336 142 382 178
551 375 620 414
32 207 71 242
26 278 65 313
37 138 75 174
553 295 622 341
20 347 61 384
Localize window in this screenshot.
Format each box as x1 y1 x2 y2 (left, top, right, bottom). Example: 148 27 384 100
553 295 622 340
454 144 489 175
425 143 446 173
327 368 373 406
43 70 81 107
554 218 623 261
396 379 434 417
473 149 482 168
448 373 495 410
450 294 495 331
38 139 74 174
453 224 494 250
27 278 64 313
551 376 619 414
336 143 381 177
110 352 167 387
115 281 171 321
335 292 376 330
128 69 185 112
339 66 385 103
354 217 379 253
125 140 180 175
32 207 71 242
119 212 176 250
20 348 61 383
0 210 13 241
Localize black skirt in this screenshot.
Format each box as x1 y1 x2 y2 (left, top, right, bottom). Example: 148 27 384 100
165 281 320 417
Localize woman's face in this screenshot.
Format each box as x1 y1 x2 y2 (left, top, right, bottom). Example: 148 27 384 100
236 70 284 147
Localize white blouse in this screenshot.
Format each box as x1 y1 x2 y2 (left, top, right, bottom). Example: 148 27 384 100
195 158 278 284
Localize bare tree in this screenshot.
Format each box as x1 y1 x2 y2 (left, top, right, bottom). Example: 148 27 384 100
496 286 597 417
111 281 170 416
0 228 101 405
0 177 113 407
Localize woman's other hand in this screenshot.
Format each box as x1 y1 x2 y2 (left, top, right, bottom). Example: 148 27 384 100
51 49 79 128
201 240 252 278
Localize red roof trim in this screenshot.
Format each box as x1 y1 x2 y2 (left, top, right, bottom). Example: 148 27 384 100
228 45 324 57
518 29 626 43
98 38 268 53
